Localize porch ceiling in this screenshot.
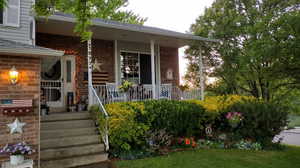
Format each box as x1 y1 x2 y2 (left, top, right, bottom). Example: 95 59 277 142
36 13 218 48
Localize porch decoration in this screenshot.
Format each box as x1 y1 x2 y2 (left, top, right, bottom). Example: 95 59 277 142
9 66 19 85
7 118 26 134
166 68 173 80
0 142 35 165
92 59 103 72
1 100 33 116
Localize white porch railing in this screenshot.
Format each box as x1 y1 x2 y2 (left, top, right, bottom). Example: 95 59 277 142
93 84 202 104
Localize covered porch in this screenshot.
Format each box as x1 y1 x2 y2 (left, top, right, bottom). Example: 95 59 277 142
36 12 215 110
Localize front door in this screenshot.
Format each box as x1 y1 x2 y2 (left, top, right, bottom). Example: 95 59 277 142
62 55 76 107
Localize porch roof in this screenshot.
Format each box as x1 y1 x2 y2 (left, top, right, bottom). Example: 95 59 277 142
0 39 64 57
37 13 219 48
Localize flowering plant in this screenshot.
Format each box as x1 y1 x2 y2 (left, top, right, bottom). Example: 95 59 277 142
0 142 35 156
226 112 243 128
177 137 197 148
119 80 133 92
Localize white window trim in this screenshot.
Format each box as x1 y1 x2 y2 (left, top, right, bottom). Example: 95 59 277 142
120 50 152 84
3 0 21 27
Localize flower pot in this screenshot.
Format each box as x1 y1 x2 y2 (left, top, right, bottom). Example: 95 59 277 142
10 155 24 165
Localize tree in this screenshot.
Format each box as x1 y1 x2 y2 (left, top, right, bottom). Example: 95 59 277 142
33 0 146 40
185 0 300 101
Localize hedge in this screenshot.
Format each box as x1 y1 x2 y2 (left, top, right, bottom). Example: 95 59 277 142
90 95 288 153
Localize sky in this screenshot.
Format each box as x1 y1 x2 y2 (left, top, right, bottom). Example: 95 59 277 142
126 0 215 83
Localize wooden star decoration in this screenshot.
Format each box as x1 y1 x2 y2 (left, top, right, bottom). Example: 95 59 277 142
7 118 26 134
92 59 103 72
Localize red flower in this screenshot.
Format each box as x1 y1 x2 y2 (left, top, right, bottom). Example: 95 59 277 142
185 138 191 145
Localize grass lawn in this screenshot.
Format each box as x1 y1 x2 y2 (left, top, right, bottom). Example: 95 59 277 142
116 146 300 168
289 115 300 128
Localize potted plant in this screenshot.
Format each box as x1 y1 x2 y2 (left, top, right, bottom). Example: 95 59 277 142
118 80 133 100
226 112 243 128
118 80 133 93
0 142 35 165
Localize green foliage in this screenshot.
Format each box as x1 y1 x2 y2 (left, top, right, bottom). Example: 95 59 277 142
146 129 172 154
91 97 289 154
91 100 208 153
105 102 149 152
234 140 262 151
144 100 207 137
0 0 6 9
226 100 289 146
118 80 133 92
33 0 147 40
185 0 300 101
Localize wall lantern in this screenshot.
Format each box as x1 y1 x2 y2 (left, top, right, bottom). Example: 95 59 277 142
9 66 19 85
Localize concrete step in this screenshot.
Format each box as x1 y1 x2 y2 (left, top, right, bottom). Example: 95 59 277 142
41 119 95 130
73 162 112 168
41 135 100 150
41 153 108 168
42 112 91 122
41 144 105 160
41 127 97 140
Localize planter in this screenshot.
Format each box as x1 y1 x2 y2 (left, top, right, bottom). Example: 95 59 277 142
10 155 24 165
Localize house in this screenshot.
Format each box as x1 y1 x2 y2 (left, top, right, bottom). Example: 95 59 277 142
0 0 217 167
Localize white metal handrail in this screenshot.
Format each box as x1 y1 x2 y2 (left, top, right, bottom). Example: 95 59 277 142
91 86 109 151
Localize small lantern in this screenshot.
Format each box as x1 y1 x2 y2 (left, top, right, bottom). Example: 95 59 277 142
9 66 19 84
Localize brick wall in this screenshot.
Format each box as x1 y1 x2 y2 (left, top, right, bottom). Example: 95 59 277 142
0 56 40 162
160 47 180 86
37 33 115 102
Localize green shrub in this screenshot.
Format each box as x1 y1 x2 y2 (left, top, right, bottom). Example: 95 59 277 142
91 100 208 153
94 102 150 152
225 100 289 147
144 100 207 137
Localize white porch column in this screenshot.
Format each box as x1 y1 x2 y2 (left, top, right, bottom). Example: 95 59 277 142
151 40 156 99
199 46 205 100
87 39 93 106
114 40 119 85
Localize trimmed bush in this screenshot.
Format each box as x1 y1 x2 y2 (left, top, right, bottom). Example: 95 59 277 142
94 102 149 152
91 100 208 152
143 100 207 137
225 100 289 146
187 95 254 112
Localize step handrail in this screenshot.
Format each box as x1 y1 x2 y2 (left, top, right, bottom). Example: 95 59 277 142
91 85 109 151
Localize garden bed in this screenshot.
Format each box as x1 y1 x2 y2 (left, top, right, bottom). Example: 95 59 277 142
116 146 300 168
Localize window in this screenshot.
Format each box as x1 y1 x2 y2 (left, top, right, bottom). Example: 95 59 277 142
0 8 3 24
120 52 140 84
1 0 20 27
66 60 72 83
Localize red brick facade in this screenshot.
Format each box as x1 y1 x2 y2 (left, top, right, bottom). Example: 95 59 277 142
0 56 40 162
37 33 180 102
37 33 115 102
160 47 180 86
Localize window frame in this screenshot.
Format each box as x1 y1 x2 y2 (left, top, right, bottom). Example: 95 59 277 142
0 8 3 25
120 50 152 84
2 0 20 27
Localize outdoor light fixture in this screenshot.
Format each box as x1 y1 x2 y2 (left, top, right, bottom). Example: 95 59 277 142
9 66 19 85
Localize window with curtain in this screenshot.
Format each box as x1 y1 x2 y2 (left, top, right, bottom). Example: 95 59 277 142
120 52 140 84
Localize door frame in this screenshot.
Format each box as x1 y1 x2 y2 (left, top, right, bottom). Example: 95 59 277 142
62 55 76 107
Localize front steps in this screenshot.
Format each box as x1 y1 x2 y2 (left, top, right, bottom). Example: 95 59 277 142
40 112 108 168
